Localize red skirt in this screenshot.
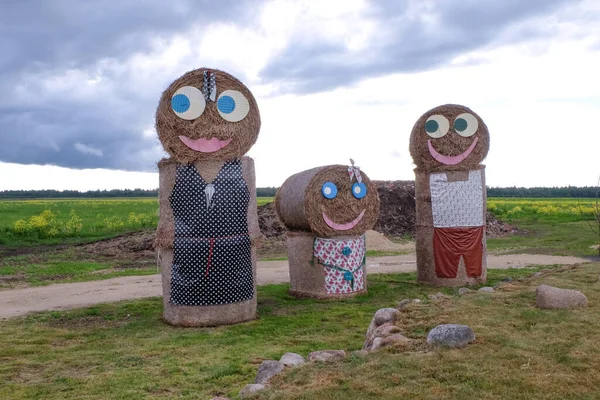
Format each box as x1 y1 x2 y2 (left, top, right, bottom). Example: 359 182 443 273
433 226 484 278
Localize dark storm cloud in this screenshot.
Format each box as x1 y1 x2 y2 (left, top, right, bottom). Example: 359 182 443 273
0 0 257 171
260 0 575 94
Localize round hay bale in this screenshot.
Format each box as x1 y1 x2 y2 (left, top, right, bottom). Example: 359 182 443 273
155 67 261 163
275 164 380 237
409 104 489 172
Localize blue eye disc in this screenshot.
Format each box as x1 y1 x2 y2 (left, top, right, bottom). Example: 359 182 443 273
454 117 468 132
321 182 338 199
343 271 353 281
171 94 190 113
217 95 236 114
425 120 439 133
352 182 367 199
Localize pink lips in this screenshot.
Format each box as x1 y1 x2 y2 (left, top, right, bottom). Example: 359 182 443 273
322 210 365 231
179 136 232 153
428 137 479 165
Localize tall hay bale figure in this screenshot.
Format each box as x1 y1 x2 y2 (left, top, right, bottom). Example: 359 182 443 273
275 161 380 298
154 68 261 326
409 104 489 286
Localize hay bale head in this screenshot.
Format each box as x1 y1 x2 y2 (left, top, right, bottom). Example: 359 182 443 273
155 68 261 163
275 164 380 237
409 104 489 172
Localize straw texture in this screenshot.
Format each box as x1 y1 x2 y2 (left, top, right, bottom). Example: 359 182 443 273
409 104 489 172
155 68 261 163
275 165 380 238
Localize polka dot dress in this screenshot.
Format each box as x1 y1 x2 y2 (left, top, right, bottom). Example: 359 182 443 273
169 160 253 306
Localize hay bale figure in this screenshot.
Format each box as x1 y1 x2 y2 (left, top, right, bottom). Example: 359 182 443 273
409 104 489 286
154 68 261 326
275 162 380 298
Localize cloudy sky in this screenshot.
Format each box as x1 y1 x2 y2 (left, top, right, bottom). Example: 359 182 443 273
1 0 599 191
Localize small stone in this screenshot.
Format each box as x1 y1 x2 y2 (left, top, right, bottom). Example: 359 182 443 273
370 337 384 351
397 299 411 310
502 277 513 283
279 352 305 367
371 333 410 351
532 272 543 277
536 285 588 309
254 360 284 384
372 322 401 339
478 287 494 293
427 324 475 348
374 308 400 325
458 287 472 296
308 350 346 362
239 384 265 398
412 299 422 303
428 292 445 300
352 350 369 358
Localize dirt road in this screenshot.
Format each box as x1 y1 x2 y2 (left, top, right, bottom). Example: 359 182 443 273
0 254 589 319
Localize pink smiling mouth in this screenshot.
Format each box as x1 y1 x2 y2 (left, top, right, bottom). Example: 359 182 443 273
322 210 365 231
179 136 232 153
428 137 478 165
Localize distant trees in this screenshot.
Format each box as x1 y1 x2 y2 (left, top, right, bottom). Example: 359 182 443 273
1 185 598 199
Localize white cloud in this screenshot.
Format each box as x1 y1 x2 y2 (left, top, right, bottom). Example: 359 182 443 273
74 142 103 157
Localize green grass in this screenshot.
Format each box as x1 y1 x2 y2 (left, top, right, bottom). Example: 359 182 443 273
0 197 275 247
1 264 597 399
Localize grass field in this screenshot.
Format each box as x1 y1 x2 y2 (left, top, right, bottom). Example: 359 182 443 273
1 264 598 399
0 197 275 247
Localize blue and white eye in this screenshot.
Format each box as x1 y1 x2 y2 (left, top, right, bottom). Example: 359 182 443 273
352 182 367 199
171 86 205 120
217 90 250 122
321 182 338 199
425 114 449 139
454 113 478 137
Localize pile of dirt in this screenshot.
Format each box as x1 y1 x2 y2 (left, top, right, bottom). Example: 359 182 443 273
76 230 156 268
258 202 286 238
486 211 525 238
372 180 416 238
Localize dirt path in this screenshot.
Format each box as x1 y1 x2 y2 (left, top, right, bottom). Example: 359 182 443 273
0 254 589 319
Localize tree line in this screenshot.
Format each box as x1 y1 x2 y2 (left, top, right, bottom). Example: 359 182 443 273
0 187 280 199
0 186 597 199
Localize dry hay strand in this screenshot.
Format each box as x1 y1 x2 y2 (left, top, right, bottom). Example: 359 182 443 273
155 67 261 163
276 165 380 237
409 104 489 172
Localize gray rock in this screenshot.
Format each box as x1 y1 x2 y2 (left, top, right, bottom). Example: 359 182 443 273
374 308 400 325
352 350 369 358
279 352 305 367
370 337 384 351
372 322 401 339
427 324 476 348
372 333 410 350
502 277 513 283
532 272 543 277
397 299 411 310
458 287 472 296
428 292 445 301
239 384 265 398
536 285 588 309
412 299 422 303
254 360 284 384
308 350 346 362
478 287 495 293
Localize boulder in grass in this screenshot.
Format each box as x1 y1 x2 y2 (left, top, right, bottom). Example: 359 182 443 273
279 352 305 367
458 287 472 296
239 384 265 398
478 287 494 293
536 285 588 309
308 350 346 362
371 333 411 351
254 360 284 384
427 324 475 348
374 308 400 325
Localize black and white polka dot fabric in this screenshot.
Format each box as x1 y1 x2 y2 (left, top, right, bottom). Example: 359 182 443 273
169 160 253 306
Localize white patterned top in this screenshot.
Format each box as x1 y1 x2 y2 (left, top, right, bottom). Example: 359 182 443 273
430 170 484 228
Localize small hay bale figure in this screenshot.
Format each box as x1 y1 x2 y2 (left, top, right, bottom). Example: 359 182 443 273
275 162 380 298
409 104 489 286
154 68 261 326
